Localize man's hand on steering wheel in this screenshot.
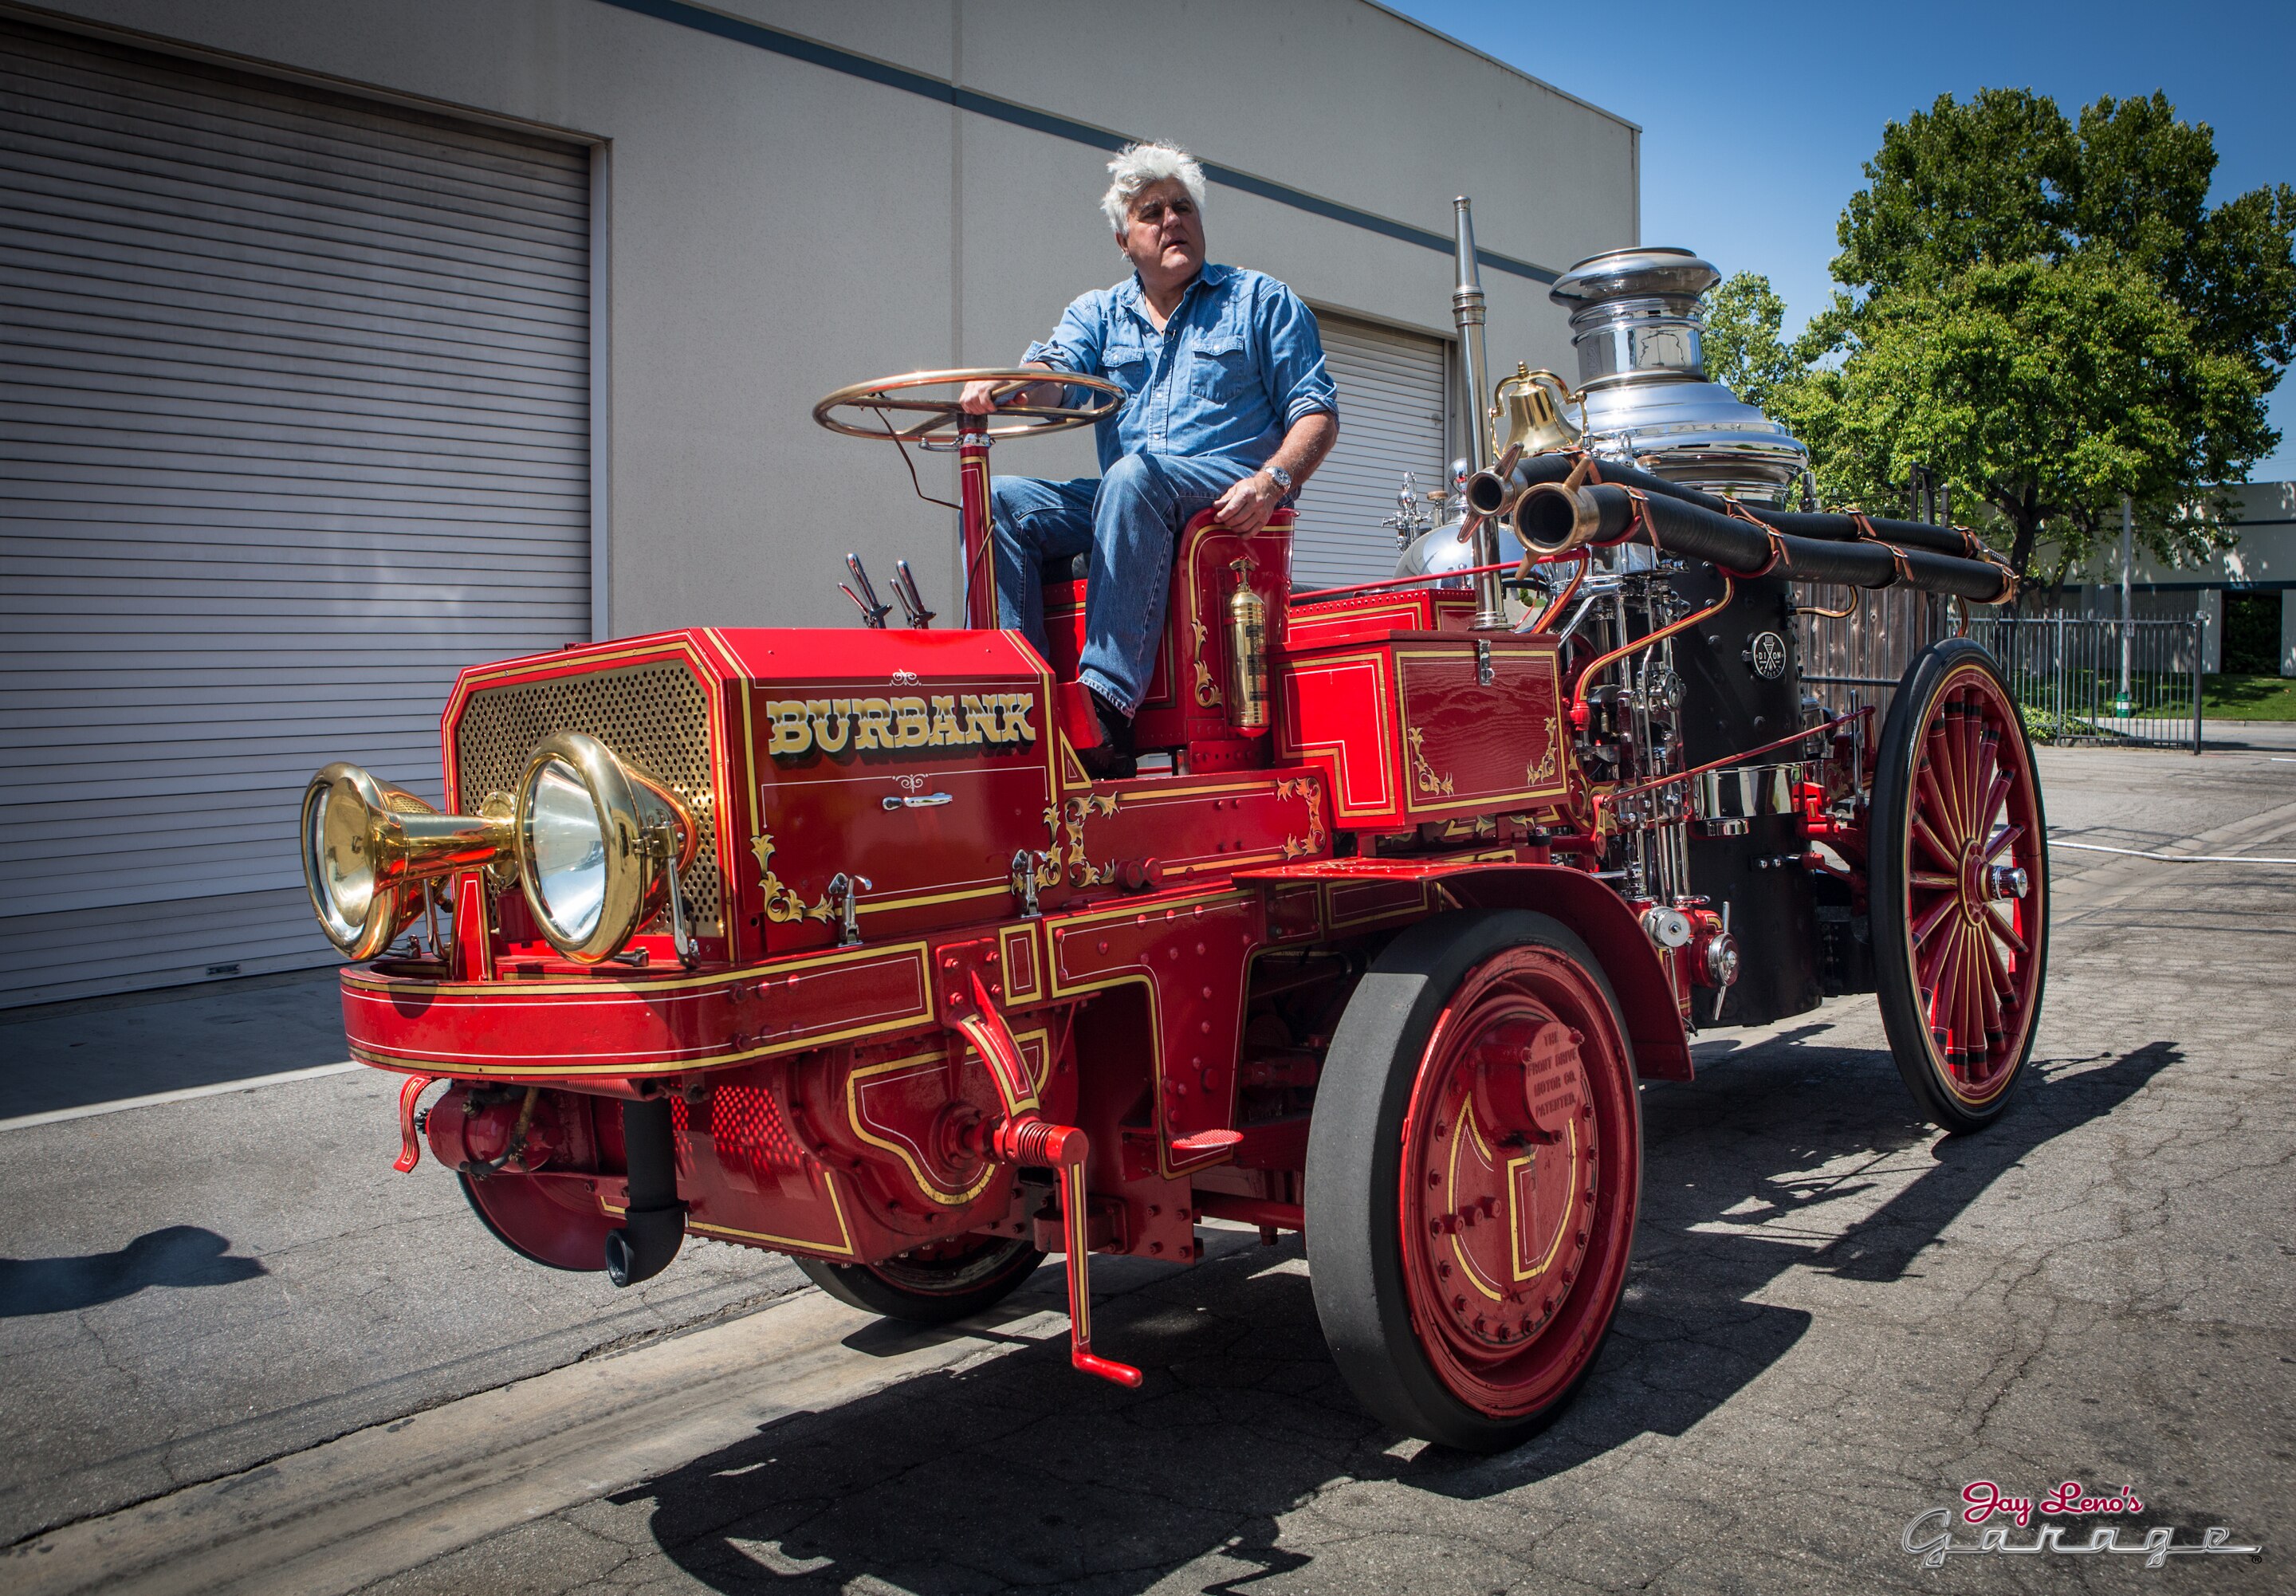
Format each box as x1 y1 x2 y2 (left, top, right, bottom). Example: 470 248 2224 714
960 363 1057 416
1213 467 1288 534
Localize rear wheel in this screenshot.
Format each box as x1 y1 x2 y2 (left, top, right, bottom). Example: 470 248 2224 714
1870 639 2049 1132
1307 910 1642 1452
797 1232 1044 1324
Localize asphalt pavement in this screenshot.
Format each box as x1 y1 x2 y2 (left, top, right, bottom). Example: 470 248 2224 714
2 743 2290 1594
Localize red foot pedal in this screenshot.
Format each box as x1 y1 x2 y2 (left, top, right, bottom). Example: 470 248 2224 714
393 1073 438 1173
1055 1158 1142 1388
1170 1129 1243 1156
1074 1350 1145 1387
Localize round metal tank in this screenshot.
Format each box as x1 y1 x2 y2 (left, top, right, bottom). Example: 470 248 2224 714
1548 246 1807 506
1394 516 1525 588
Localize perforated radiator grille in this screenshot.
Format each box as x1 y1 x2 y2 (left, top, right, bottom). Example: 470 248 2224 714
453 661 723 936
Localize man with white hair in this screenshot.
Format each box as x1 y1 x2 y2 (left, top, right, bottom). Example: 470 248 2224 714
961 141 1339 776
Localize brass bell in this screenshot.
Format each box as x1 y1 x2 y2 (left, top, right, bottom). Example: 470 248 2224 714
1492 363 1583 458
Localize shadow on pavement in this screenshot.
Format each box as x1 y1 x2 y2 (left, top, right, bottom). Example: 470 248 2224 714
611 1032 2177 1594
0 967 346 1121
0 1225 267 1317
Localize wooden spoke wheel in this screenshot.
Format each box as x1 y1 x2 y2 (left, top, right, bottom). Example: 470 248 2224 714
1871 639 2050 1132
1307 910 1642 1452
797 1232 1044 1325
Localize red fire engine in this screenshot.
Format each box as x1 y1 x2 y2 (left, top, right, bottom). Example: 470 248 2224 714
300 316 2043 1449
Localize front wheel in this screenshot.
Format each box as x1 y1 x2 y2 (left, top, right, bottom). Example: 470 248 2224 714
1307 910 1643 1452
797 1232 1044 1325
1870 639 2050 1132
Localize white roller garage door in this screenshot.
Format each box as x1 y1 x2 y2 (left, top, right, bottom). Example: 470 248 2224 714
0 18 592 1008
1290 313 1451 590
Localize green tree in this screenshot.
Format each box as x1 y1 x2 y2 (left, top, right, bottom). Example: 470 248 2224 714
1801 88 2295 588
1791 257 2267 581
1700 271 1802 415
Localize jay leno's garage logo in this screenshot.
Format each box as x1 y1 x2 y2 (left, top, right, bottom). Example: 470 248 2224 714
1903 1480 2261 1569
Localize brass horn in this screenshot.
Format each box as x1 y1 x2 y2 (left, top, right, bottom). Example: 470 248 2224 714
300 764 517 958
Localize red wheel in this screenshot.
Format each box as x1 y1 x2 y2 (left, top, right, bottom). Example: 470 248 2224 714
798 1232 1044 1325
1308 910 1642 1451
1871 639 2049 1132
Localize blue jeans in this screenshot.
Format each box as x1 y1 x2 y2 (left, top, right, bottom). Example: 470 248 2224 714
989 452 1253 714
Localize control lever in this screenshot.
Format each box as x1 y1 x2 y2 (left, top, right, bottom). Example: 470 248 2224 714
952 973 1142 1390
890 560 936 629
841 553 891 629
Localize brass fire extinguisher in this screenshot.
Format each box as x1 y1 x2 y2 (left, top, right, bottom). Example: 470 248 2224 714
1225 556 1269 736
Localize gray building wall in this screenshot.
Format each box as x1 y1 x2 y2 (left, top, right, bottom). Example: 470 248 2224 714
17 0 1637 635
2050 481 2296 676
1 0 1639 1006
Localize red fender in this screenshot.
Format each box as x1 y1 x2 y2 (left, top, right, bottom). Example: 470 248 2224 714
1237 860 1693 1081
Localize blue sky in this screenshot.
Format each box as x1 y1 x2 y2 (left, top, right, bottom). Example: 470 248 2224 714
1388 0 2296 480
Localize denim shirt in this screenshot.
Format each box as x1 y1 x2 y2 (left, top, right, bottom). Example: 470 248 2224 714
1022 261 1339 475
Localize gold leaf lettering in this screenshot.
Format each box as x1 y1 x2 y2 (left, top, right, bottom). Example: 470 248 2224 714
765 702 812 757
852 698 893 751
809 698 851 755
999 693 1038 744
927 695 961 745
892 697 931 749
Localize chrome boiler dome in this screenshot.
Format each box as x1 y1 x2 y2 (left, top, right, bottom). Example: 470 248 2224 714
1394 516 1525 588
1548 246 1807 506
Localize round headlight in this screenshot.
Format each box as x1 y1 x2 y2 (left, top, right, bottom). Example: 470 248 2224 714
514 733 689 964
301 763 419 958
525 756 610 945
299 762 516 961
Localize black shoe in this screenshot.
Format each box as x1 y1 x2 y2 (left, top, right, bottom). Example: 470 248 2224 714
1079 688 1137 780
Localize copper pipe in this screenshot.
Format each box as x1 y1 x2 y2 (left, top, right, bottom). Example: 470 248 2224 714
1799 584 1861 621
1292 560 1519 603
1602 710 1863 807
1525 548 1590 635
1570 572 1736 716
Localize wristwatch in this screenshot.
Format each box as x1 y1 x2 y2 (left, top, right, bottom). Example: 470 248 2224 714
1264 465 1294 494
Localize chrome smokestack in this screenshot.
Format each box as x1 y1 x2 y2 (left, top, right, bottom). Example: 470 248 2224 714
1451 199 1505 631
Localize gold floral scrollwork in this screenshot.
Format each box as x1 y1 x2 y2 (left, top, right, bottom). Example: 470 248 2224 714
1063 795 1119 886
1526 745 1558 788
1190 620 1223 708
1281 776 1329 859
1408 729 1456 797
1036 807 1065 889
751 830 830 924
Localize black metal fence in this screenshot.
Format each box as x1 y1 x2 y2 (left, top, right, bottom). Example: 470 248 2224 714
1966 613 2203 751
1795 591 2204 752
1796 584 1946 731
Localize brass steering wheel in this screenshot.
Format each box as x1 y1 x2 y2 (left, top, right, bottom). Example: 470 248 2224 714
812 367 1125 445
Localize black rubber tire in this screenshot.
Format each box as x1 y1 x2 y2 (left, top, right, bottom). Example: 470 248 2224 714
1871 638 2050 1134
796 1235 1045 1325
1304 909 1642 1453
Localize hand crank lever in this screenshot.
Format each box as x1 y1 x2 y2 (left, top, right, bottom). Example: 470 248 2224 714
842 553 891 629
890 559 935 629
949 972 1142 1389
